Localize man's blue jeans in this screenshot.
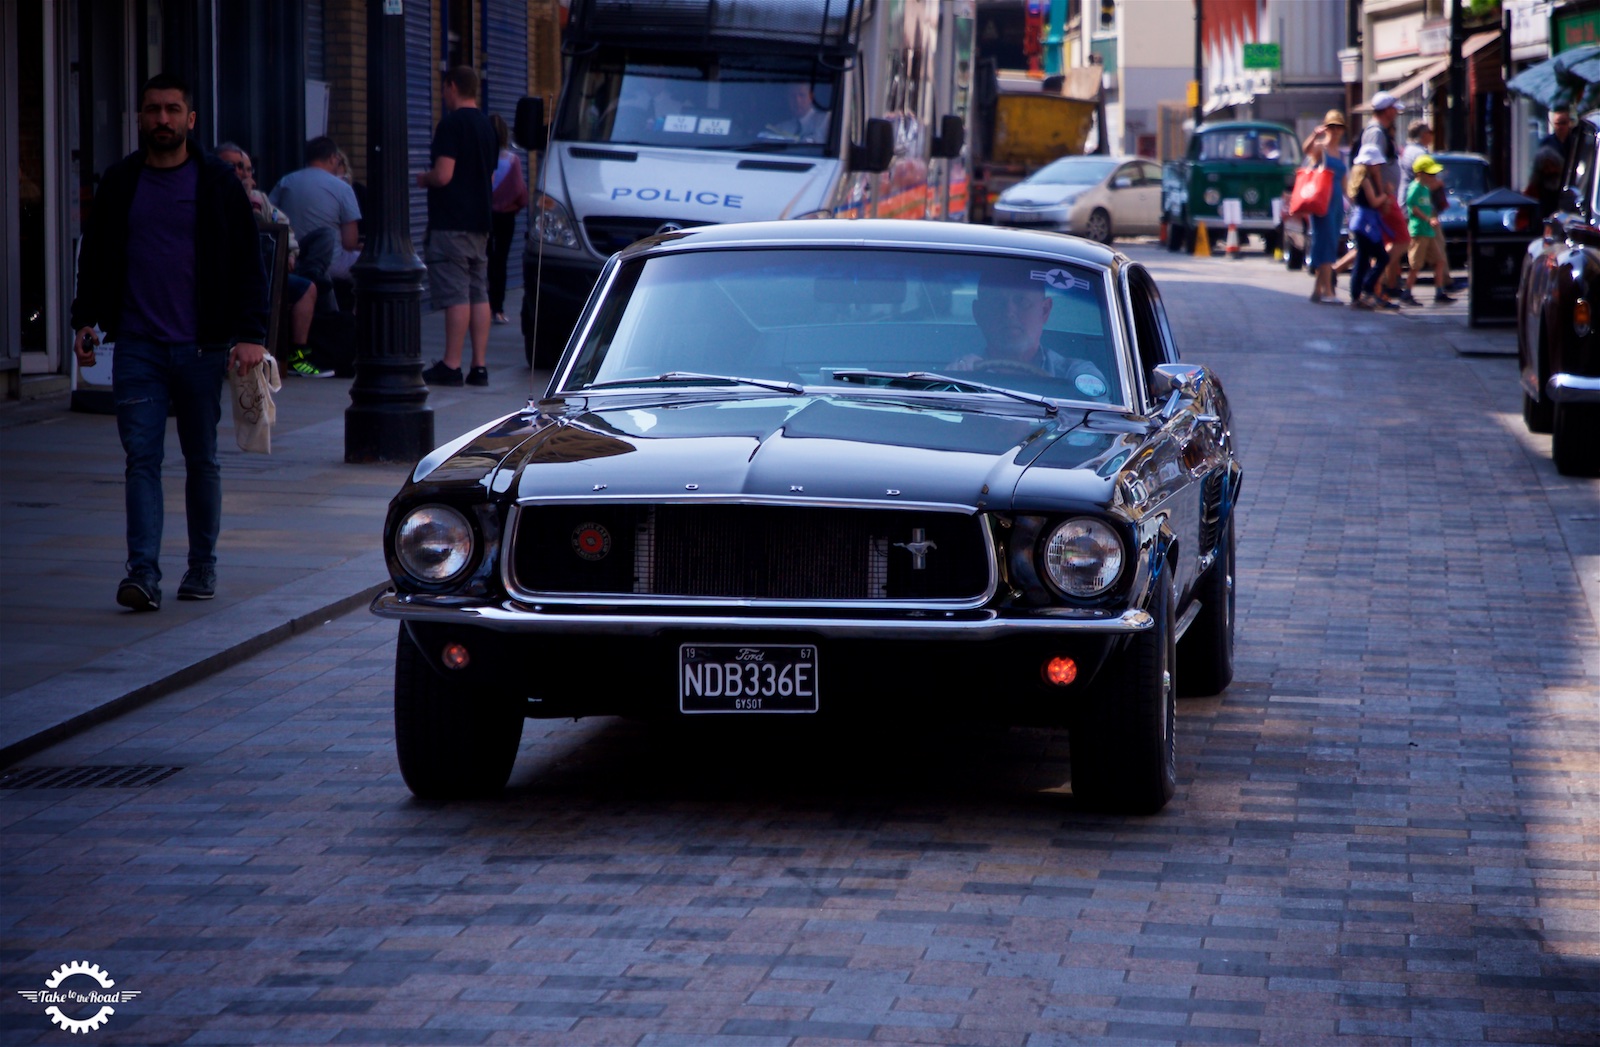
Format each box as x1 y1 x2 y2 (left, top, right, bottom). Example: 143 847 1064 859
112 336 228 584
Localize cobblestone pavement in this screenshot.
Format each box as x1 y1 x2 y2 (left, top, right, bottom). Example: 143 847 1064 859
3 246 1597 1046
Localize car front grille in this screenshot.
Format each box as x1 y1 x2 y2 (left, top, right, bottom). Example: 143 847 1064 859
509 503 993 604
582 216 713 257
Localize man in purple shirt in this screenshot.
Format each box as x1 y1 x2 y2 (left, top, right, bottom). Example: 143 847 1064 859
71 73 268 611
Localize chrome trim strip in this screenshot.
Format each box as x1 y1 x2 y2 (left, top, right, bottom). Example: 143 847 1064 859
373 592 1154 637
1174 599 1201 641
501 502 1000 610
1547 373 1600 403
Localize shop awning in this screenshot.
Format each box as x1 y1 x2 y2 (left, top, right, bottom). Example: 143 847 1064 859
1356 31 1500 112
1508 42 1600 109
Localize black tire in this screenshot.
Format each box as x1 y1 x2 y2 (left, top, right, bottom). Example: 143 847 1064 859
1165 217 1187 253
1285 242 1306 272
1523 390 1554 434
1178 515 1235 698
393 625 524 800
1261 229 1280 256
1552 401 1600 476
1086 208 1113 244
1070 570 1177 814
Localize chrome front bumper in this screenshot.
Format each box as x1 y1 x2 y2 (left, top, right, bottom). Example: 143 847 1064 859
371 592 1154 638
1547 373 1600 403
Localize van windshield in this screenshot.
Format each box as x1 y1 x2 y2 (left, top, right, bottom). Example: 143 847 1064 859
560 47 836 156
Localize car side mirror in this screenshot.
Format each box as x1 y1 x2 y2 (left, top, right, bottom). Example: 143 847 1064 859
851 117 894 173
1150 362 1206 417
931 115 964 159
514 96 547 151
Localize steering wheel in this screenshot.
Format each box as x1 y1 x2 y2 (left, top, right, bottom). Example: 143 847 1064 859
969 357 1053 379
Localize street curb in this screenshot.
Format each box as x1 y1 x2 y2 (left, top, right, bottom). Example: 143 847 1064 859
0 553 393 768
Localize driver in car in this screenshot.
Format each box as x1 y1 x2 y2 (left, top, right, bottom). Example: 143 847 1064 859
948 270 1111 399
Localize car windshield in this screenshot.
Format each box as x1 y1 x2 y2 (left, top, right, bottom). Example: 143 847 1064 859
1030 157 1120 186
559 47 836 155
562 248 1124 407
1439 159 1489 198
1195 128 1301 164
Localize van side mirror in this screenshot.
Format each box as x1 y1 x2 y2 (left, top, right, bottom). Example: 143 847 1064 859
932 115 964 159
514 96 547 151
851 117 894 173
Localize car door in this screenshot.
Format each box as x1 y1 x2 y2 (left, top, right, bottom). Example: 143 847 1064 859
1125 264 1207 598
1108 162 1147 233
1132 161 1164 233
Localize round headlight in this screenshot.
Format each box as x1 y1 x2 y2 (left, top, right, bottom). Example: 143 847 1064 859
395 505 474 582
1203 188 1222 207
1042 517 1125 598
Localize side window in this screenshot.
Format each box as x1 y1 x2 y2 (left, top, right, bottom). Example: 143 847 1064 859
1126 267 1175 405
1113 162 1140 188
1140 161 1163 183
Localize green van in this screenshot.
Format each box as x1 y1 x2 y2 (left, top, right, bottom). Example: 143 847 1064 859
1162 121 1301 254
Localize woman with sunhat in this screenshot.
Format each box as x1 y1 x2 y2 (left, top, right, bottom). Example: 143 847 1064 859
1303 109 1348 304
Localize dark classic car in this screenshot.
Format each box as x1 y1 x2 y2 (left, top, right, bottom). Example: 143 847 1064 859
1516 114 1600 476
374 220 1242 812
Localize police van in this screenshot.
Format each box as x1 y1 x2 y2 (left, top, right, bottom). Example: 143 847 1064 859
514 0 976 366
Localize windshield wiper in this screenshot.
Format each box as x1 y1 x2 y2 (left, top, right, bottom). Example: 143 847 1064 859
828 370 1059 414
584 372 805 395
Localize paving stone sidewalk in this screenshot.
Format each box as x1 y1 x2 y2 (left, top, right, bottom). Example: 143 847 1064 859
0 290 550 764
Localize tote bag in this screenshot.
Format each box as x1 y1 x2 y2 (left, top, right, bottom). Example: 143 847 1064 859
228 354 281 454
1289 166 1334 218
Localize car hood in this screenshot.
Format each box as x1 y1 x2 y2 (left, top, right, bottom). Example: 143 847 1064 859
504 394 1124 509
999 183 1094 207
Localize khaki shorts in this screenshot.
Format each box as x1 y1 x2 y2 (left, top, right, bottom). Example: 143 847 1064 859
1407 234 1437 271
425 230 490 309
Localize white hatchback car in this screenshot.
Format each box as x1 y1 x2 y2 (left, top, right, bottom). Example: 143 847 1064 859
992 156 1163 244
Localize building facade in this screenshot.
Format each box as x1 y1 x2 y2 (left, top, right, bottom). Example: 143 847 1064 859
2 0 561 399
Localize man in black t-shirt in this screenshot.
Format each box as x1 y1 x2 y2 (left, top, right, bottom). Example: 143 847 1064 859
418 66 499 386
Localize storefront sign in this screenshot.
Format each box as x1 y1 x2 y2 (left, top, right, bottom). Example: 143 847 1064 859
1555 7 1600 53
1242 42 1280 70
1419 21 1450 57
1372 13 1424 60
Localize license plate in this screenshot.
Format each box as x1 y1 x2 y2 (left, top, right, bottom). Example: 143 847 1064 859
679 644 819 714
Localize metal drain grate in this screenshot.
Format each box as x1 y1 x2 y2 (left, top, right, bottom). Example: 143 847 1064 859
0 765 183 789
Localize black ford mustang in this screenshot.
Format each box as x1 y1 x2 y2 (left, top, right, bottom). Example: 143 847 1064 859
375 220 1242 812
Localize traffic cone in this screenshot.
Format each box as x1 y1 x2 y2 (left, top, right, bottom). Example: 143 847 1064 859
1224 220 1240 259
1193 222 1211 257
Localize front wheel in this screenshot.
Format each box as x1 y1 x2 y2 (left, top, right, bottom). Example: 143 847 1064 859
1165 216 1187 253
393 625 524 800
1523 390 1554 434
1085 208 1113 244
1552 401 1600 476
1178 515 1235 697
1070 571 1177 814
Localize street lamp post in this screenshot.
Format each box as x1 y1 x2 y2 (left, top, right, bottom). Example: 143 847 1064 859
345 0 433 463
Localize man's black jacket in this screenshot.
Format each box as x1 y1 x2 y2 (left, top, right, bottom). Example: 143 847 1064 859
70 144 269 346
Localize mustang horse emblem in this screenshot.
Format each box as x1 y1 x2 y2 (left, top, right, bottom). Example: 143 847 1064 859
893 528 938 570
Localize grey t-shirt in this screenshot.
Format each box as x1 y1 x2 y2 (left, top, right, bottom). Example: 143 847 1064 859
1361 123 1400 194
1398 143 1426 198
268 166 361 241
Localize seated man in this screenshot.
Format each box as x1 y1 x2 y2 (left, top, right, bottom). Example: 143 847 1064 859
762 81 829 144
948 269 1111 400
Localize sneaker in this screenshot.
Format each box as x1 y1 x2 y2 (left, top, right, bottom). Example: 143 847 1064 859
1350 296 1375 310
492 312 510 325
1433 291 1457 304
422 360 464 387
466 366 489 387
1397 291 1421 306
116 576 161 612
286 350 334 378
1373 297 1401 311
177 566 216 601
1318 295 1344 305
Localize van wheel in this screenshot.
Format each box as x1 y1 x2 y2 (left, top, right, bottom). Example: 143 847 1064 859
393 625 524 800
1166 216 1187 252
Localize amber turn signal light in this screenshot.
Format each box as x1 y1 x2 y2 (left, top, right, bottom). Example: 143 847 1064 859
1043 656 1078 686
441 642 471 670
